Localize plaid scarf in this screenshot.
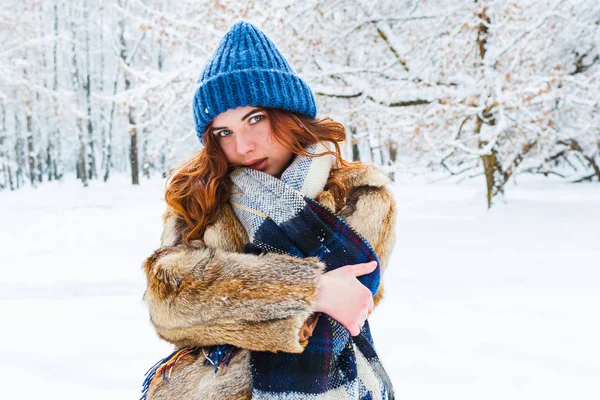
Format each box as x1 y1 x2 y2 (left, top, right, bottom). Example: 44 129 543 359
140 143 394 400
229 143 393 399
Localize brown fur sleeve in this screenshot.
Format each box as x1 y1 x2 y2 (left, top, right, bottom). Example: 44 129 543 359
142 209 325 354
337 169 397 307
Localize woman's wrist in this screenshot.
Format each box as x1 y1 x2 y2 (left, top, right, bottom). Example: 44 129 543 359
314 274 330 314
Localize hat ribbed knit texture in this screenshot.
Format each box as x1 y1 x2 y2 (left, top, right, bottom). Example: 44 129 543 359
193 21 317 142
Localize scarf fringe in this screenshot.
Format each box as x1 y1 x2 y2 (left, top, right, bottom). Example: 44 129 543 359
140 346 238 399
202 345 238 373
140 347 198 400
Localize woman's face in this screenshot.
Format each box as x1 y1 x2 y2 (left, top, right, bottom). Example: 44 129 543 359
211 106 294 177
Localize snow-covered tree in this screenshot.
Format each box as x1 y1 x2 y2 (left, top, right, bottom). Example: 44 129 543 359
279 0 600 206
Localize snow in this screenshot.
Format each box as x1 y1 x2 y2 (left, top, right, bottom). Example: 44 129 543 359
1 175 599 399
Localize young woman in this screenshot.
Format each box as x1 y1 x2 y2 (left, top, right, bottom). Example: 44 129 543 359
141 21 397 400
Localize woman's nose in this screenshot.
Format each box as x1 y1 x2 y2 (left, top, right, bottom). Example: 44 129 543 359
235 129 256 155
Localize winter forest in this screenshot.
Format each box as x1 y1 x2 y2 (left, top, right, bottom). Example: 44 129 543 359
1 0 598 207
2 2 600 398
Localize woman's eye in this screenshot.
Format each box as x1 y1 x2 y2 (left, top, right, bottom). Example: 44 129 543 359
249 114 265 124
217 130 232 137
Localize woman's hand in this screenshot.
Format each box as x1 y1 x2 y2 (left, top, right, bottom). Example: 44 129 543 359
315 261 377 336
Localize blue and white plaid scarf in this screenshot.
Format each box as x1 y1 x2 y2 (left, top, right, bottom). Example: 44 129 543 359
229 143 393 399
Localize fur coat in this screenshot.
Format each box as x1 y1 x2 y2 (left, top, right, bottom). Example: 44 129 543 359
142 164 397 399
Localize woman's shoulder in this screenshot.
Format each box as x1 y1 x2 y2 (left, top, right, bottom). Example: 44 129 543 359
328 162 391 189
316 162 393 213
160 203 247 251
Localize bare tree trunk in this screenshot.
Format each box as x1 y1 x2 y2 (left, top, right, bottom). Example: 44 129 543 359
142 127 150 179
4 105 15 191
76 119 88 185
129 105 139 185
35 2 48 185
51 2 62 181
349 127 360 161
386 138 397 181
7 161 14 190
104 71 116 182
481 144 502 208
26 107 37 187
36 152 43 183
0 105 6 190
70 5 87 187
14 110 25 189
0 163 6 191
118 6 139 186
46 141 53 181
84 1 97 180
387 139 398 164
19 53 38 188
98 0 109 180
475 1 500 208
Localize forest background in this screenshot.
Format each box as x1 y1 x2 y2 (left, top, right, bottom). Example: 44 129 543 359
1 2 599 398
1 0 598 207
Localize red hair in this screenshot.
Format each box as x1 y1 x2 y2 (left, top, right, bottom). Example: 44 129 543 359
165 108 366 247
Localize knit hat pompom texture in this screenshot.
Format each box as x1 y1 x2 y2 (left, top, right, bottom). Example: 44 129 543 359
193 21 317 142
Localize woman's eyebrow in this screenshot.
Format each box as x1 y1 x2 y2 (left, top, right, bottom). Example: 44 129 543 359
212 109 263 132
241 108 262 121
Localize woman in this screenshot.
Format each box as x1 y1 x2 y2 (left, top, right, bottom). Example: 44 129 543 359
141 21 397 400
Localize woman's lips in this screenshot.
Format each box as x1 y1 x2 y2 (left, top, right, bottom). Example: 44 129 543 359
247 158 268 171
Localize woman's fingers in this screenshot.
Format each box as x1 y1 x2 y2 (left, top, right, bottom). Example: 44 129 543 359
349 324 361 337
352 260 378 277
352 308 369 334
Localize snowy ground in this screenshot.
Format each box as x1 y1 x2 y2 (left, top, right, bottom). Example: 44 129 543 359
1 174 598 400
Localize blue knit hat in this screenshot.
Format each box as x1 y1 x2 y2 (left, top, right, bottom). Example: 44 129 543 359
192 21 317 142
